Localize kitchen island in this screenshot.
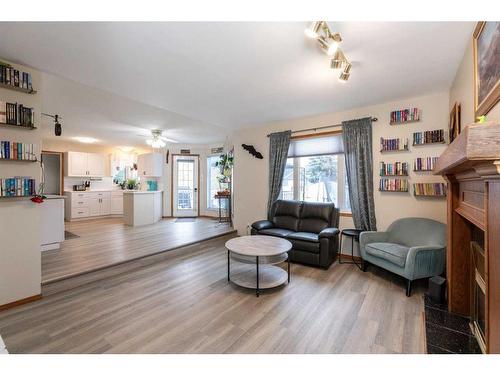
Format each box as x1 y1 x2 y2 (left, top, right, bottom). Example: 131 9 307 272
123 190 163 226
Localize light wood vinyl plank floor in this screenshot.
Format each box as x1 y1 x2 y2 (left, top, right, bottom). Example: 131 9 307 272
42 217 234 283
1 235 425 354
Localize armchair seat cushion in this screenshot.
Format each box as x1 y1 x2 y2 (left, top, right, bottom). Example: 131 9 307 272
365 242 410 268
259 228 295 238
286 232 319 243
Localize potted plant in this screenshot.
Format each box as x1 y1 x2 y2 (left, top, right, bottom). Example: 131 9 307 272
215 152 233 195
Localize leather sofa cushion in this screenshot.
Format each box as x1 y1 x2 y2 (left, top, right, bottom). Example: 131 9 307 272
297 202 335 233
287 232 319 243
259 228 295 238
272 200 302 231
287 238 320 254
365 242 410 268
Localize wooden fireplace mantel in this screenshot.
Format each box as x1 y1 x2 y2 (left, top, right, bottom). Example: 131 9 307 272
435 121 500 353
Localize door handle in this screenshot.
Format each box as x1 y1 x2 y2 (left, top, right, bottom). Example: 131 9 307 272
194 188 198 192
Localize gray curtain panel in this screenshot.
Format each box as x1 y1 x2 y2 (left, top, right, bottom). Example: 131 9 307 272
268 130 292 217
342 117 377 231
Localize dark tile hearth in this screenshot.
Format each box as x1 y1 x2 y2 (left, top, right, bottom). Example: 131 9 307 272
424 295 482 354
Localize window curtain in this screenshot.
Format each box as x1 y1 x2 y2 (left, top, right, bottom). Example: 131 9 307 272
268 130 292 217
342 118 377 231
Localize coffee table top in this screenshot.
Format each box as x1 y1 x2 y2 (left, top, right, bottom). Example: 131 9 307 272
225 235 292 257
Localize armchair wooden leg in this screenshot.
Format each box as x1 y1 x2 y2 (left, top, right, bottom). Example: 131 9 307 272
406 279 412 297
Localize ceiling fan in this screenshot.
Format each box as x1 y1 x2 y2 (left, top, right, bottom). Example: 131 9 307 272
144 129 178 148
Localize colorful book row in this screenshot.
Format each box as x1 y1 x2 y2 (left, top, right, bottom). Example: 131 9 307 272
390 108 420 124
0 63 33 91
414 157 438 171
379 178 408 192
0 141 37 160
0 177 36 197
413 183 446 197
380 137 409 152
380 162 408 176
0 101 35 126
413 130 445 145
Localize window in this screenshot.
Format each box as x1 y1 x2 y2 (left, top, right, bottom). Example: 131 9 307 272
279 134 350 211
207 155 221 209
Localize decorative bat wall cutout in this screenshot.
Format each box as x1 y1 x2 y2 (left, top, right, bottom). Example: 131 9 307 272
242 144 263 159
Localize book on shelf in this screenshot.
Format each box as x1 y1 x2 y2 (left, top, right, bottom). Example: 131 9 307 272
413 182 446 196
0 141 36 160
380 137 409 152
379 161 409 176
0 64 33 91
414 157 439 171
0 177 36 197
390 108 420 123
379 178 408 192
413 129 445 145
0 101 34 126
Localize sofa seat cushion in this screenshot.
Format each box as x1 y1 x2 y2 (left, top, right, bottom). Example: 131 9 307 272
259 228 295 238
365 242 410 268
286 232 319 243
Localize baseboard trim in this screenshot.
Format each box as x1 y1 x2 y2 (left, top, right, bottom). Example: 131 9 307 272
0 294 42 312
338 254 363 262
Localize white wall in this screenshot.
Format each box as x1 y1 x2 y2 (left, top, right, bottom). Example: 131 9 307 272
0 62 42 306
229 92 450 256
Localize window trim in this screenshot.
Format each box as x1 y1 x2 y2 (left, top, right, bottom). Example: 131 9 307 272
206 154 222 211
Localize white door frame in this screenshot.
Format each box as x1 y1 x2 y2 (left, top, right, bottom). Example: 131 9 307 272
171 154 200 217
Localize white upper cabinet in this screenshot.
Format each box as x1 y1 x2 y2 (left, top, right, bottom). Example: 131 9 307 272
65 151 106 177
137 153 163 177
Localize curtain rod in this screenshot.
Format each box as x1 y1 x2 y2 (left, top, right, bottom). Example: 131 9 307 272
266 117 378 137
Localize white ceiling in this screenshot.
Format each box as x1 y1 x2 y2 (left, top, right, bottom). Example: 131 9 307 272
0 22 474 146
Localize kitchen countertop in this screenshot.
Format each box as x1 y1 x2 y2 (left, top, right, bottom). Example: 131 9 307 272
123 190 163 194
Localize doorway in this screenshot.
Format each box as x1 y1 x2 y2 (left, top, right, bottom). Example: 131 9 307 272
41 151 64 195
172 154 199 217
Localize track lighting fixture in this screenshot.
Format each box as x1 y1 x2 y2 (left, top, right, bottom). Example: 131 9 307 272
338 62 352 83
305 21 352 82
330 49 345 70
304 21 323 39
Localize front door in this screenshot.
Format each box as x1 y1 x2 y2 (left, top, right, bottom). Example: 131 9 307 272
172 155 199 217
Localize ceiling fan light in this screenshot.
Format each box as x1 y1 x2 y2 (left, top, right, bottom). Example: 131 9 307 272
304 21 323 39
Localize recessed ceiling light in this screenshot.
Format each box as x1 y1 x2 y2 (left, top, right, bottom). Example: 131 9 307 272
119 146 134 152
73 137 98 144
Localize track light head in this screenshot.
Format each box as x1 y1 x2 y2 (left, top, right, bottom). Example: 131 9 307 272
338 63 352 82
330 50 345 70
304 21 323 39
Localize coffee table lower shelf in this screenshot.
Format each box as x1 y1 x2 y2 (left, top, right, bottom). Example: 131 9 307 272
227 251 290 297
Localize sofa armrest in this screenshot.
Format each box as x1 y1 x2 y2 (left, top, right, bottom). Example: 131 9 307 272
319 227 340 239
405 245 446 280
251 220 274 231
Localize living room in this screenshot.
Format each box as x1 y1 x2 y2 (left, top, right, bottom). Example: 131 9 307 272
0 1 499 374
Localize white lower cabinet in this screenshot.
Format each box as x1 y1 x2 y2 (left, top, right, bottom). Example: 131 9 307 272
64 191 119 221
111 191 124 215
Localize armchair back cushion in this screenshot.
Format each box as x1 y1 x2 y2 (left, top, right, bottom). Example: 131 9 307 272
387 217 446 248
297 202 337 234
270 200 302 232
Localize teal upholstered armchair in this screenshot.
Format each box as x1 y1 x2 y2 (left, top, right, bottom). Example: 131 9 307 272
359 217 446 296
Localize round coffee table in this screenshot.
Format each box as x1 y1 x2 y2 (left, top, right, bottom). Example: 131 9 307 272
225 235 292 296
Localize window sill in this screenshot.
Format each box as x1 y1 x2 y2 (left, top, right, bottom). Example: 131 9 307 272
340 211 353 217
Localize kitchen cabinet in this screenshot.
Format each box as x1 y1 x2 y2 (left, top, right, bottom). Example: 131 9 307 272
123 191 163 226
65 151 106 177
111 191 124 215
137 153 163 177
64 191 114 221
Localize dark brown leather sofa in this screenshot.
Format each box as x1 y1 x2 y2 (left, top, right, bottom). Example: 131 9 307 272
251 200 340 269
